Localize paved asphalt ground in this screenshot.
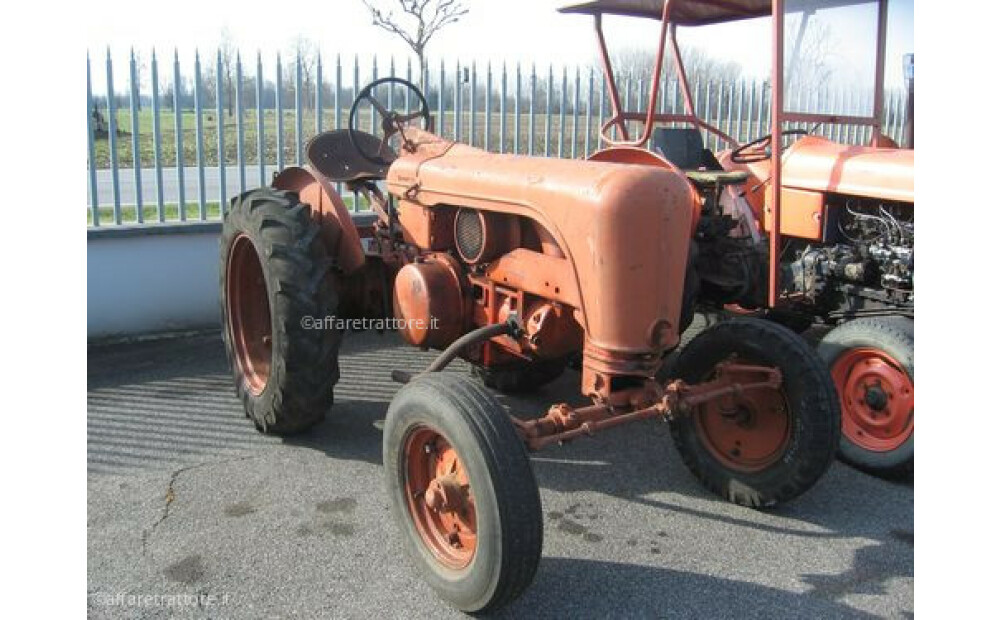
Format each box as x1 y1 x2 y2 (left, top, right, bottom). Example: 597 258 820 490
87 319 913 619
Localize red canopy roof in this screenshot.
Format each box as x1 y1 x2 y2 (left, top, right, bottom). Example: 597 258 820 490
559 1 877 26
558 0 772 26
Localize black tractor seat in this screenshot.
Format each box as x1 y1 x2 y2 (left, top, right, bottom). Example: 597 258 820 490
306 129 395 183
651 127 749 189
683 169 750 190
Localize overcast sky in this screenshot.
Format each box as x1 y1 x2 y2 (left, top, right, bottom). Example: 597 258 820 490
87 0 913 94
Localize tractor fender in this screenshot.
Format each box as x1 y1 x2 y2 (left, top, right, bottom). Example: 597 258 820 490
271 166 366 275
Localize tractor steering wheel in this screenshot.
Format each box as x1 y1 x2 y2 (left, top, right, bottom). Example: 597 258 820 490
731 129 809 164
348 77 431 167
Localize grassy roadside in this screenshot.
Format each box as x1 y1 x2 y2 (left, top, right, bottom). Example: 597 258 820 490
91 108 620 170
88 195 367 226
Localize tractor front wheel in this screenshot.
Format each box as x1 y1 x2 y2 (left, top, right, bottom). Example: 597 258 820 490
383 373 542 613
818 317 914 475
220 187 342 434
666 318 840 507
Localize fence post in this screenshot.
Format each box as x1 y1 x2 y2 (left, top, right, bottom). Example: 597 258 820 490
514 62 521 154
703 80 713 149
598 69 605 146
454 60 461 141
405 57 412 114
485 61 492 152
558 66 567 158
296 52 303 165
335 54 342 195
470 61 476 146
276 53 284 172
151 50 164 221
545 64 552 156
335 54 342 131
256 52 266 187
528 64 536 155
571 66 580 158
499 62 507 154
87 52 100 226
316 53 323 135
725 81 735 145
370 57 378 135
735 79 745 142
129 48 144 222
173 49 186 220
236 52 246 195
194 51 207 219
216 50 226 216
438 59 445 137
106 48 121 224
584 66 593 157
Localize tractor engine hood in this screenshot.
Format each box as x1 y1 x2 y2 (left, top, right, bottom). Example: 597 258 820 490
386 129 695 354
779 136 914 204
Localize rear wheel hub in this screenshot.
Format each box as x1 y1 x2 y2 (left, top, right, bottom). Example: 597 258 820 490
225 235 272 396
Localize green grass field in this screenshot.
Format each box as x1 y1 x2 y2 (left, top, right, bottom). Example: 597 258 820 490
88 195 369 227
91 105 880 174
91 107 660 170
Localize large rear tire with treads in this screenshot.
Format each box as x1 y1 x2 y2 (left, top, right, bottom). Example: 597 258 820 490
220 187 342 434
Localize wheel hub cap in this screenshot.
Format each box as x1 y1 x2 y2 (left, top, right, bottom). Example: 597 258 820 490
694 360 791 473
404 427 477 569
831 348 914 452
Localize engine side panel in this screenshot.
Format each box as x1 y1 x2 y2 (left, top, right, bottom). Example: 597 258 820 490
387 130 694 355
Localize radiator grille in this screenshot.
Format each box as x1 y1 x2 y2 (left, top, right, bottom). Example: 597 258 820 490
455 209 485 263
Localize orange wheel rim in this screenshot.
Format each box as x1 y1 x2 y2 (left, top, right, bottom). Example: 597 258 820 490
694 360 791 473
831 348 913 452
403 426 477 570
226 235 272 396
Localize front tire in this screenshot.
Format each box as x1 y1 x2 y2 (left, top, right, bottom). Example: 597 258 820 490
818 317 914 475
384 373 542 613
666 318 840 507
220 187 342 434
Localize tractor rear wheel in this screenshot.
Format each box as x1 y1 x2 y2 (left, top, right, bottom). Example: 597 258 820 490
220 187 342 434
818 317 914 475
666 318 840 507
383 373 542 613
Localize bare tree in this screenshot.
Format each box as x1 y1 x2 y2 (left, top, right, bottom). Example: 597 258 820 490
609 46 742 87
362 0 469 79
285 36 320 110
218 28 237 116
784 21 838 94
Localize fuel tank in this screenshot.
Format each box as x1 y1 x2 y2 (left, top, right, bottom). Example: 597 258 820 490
722 135 914 204
387 130 694 354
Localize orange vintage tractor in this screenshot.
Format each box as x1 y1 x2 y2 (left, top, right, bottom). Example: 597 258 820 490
562 0 914 475
218 4 856 613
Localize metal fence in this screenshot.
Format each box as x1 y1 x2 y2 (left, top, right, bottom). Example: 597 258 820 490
87 49 910 227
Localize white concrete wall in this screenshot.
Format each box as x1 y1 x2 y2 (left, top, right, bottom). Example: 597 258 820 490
87 224 222 339
87 214 375 340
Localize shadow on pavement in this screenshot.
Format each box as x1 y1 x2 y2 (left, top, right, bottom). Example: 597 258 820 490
499 557 879 619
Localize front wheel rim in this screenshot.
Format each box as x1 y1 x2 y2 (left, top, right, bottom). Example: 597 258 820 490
831 348 914 452
402 425 478 570
226 234 272 396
